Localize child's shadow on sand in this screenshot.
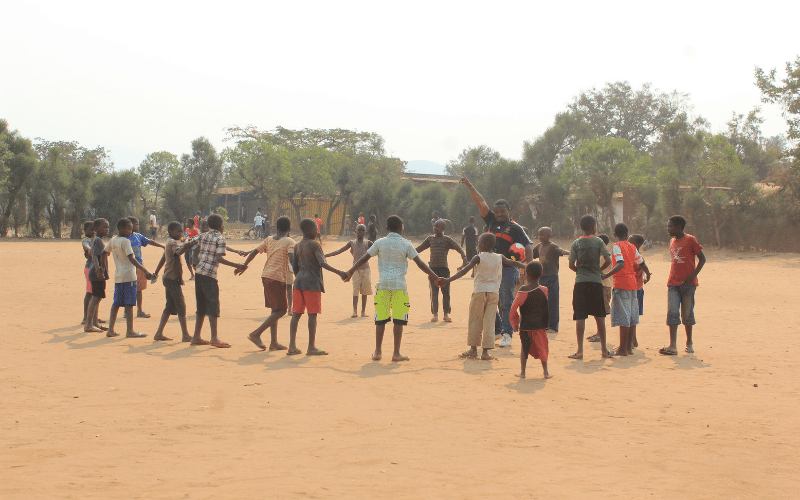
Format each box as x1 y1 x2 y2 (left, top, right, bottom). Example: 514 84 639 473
667 354 711 370
505 379 547 394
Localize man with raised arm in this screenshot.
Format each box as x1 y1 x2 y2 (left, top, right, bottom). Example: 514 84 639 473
460 172 533 347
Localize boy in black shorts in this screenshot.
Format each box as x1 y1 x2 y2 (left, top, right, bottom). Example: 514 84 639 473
567 215 612 359
461 216 478 277
152 221 197 341
84 218 110 333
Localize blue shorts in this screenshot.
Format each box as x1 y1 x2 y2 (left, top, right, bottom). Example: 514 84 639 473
112 281 138 307
637 288 644 316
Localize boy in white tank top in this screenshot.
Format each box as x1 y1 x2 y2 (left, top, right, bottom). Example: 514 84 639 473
440 233 526 360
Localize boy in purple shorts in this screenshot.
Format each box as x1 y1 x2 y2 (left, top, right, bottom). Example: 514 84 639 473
104 218 153 338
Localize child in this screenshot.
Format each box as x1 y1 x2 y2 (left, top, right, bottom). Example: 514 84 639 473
510 262 553 379
314 213 323 243
587 234 614 343
661 215 706 355
460 216 479 278
367 214 379 243
128 216 165 319
84 218 110 333
191 214 246 347
253 211 264 239
628 234 652 350
442 233 525 360
149 210 158 238
288 219 348 355
151 221 196 342
184 219 199 280
81 220 105 329
416 219 468 322
532 226 569 334
236 216 295 351
104 218 153 338
567 215 613 359
325 224 373 318
601 224 650 356
346 215 441 361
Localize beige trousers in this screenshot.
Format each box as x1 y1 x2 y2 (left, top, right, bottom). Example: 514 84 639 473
468 292 499 349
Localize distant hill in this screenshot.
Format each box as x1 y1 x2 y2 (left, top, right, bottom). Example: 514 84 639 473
405 160 445 175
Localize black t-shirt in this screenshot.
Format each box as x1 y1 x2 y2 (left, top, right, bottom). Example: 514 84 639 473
462 225 478 249
482 211 531 267
367 222 378 242
519 287 549 331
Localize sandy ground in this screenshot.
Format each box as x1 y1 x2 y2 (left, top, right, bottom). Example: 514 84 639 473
1 236 798 499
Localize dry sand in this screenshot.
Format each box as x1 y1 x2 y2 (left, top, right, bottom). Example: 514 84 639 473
1 237 798 499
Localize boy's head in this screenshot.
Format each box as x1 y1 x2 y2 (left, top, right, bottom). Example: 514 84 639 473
199 220 210 233
468 216 475 224
537 226 552 243
667 215 686 237
207 214 224 232
186 218 194 228
355 224 366 239
117 218 133 237
432 211 438 219
598 234 610 245
628 234 645 250
525 261 543 282
299 218 318 239
167 221 183 239
614 223 629 240
433 219 446 236
275 216 291 233
83 220 95 237
579 215 596 235
493 199 511 223
478 232 496 252
370 214 376 222
127 216 139 232
386 215 403 235
93 218 109 237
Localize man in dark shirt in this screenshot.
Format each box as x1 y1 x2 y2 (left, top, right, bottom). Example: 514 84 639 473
460 173 533 347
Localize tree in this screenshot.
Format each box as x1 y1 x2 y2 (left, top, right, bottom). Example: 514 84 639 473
0 120 37 237
755 56 800 165
562 137 648 228
89 170 141 229
181 137 223 213
225 139 292 220
521 111 592 181
138 151 178 219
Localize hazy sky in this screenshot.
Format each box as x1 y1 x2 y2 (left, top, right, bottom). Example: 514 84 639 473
2 1 797 173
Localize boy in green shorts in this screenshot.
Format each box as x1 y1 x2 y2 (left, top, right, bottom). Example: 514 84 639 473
346 215 441 362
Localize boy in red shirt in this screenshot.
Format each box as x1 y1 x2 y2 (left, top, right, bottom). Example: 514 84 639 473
602 224 649 356
661 215 706 355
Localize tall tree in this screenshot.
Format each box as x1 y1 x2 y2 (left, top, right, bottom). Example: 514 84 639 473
138 151 179 218
0 120 37 237
181 137 223 213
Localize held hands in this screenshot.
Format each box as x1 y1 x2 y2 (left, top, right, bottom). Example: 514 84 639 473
234 267 247 276
436 277 448 288
338 271 349 282
144 271 154 280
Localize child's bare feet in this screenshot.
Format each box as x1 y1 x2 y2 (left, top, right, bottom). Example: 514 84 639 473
372 352 382 360
543 372 553 379
430 315 438 322
181 335 193 342
126 332 147 338
106 331 120 337
480 354 497 361
361 313 369 317
153 334 172 341
306 348 328 356
686 345 694 353
391 354 409 361
568 352 583 359
515 372 526 378
351 312 358 318
268 343 287 351
443 314 452 322
93 323 108 331
84 327 103 333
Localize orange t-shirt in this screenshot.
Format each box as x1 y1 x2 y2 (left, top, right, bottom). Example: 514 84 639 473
611 240 642 291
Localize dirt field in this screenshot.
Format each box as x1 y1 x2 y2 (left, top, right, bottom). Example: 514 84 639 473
1 237 798 499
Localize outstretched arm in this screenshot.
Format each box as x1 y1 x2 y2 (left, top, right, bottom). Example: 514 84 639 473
219 256 247 271
443 255 480 284
346 253 372 276
324 241 351 258
148 240 165 249
412 255 440 281
459 173 490 218
235 249 261 275
127 254 153 279
500 255 527 269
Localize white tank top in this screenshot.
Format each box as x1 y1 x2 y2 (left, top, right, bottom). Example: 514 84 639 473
473 252 503 293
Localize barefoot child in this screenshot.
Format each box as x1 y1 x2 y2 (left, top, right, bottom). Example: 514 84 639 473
628 234 651 350
287 219 349 356
532 226 569 334
661 215 705 356
184 219 199 280
601 223 650 356
236 216 295 351
104 218 153 338
567 215 613 359
346 215 441 362
81 220 104 328
325 224 373 318
416 219 468 322
191 214 247 348
128 216 165 319
510 262 552 379
85 219 110 333
151 221 196 342
442 232 525 360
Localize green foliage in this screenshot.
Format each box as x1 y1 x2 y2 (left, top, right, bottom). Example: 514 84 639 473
181 137 223 213
215 206 229 221
138 151 179 214
0 120 37 236
90 171 141 233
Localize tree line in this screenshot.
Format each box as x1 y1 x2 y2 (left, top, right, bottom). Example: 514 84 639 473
2 57 799 249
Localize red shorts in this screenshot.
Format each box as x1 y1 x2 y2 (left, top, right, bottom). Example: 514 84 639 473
292 289 322 314
84 268 92 293
262 277 288 309
520 329 549 362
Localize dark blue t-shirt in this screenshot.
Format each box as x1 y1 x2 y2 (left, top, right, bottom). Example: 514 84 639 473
482 211 531 267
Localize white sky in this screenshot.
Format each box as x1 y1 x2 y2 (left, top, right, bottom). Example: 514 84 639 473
1 1 797 173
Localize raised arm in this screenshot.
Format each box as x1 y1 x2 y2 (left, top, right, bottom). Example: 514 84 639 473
459 173 490 218
324 241 351 258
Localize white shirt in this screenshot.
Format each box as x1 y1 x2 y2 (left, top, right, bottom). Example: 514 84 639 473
149 214 157 227
473 252 503 293
104 236 137 283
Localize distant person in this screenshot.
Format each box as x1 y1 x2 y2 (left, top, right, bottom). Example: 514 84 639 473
149 210 158 238
660 215 705 356
236 216 295 351
151 221 196 342
183 219 199 280
628 234 651 350
325 224 373 318
510 262 552 379
367 215 378 243
254 211 264 239
441 233 525 361
104 218 153 338
346 215 441 362
314 213 323 243
84 218 110 333
191 214 247 348
460 172 532 348
194 211 202 231
416 219 467 322
81 220 104 329
263 212 270 237
127 216 165 319
567 215 612 360
600 223 650 356
287 219 348 356
460 216 479 277
532 227 569 334
358 212 365 225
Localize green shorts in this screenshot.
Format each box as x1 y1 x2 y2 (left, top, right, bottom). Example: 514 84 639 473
374 289 410 326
